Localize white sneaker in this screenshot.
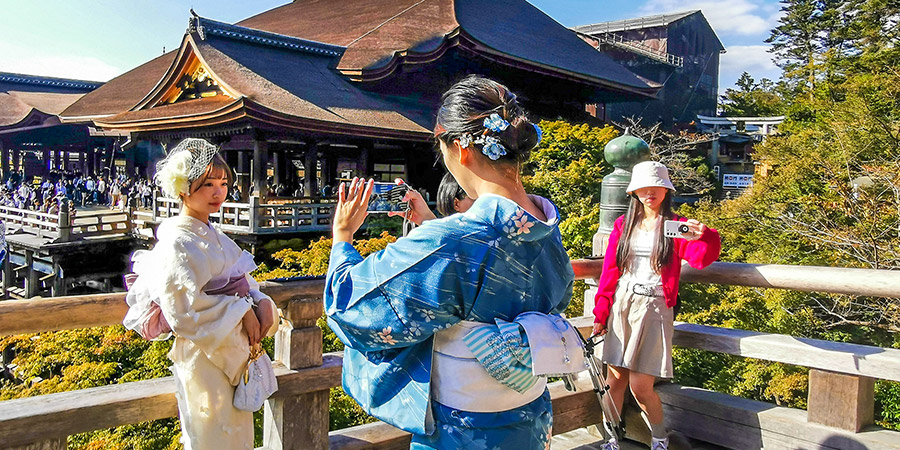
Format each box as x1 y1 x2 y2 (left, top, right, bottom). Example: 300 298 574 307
600 438 620 450
651 437 669 450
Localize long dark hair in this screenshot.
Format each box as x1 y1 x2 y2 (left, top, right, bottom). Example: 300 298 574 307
616 191 676 274
436 172 467 217
434 75 540 164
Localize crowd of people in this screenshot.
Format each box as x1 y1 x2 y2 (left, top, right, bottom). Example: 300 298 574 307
0 171 156 214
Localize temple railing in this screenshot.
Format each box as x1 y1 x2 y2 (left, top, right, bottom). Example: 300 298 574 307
1 262 900 449
135 194 336 234
0 204 132 242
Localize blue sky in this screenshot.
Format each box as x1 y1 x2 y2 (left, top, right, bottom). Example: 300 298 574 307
0 0 783 94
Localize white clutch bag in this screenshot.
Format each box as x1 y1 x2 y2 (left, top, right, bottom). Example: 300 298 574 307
233 345 278 412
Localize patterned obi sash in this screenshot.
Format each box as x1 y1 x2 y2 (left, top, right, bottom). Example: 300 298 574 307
432 320 546 412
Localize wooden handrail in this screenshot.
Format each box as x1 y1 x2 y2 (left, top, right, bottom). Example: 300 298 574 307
567 316 900 382
0 354 343 448
571 258 900 298
3 260 900 448
0 278 325 336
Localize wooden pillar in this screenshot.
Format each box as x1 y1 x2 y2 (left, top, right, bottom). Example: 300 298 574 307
323 151 336 187
79 151 87 175
24 250 35 298
42 150 51 174
12 149 20 172
91 148 100 176
304 144 318 198
264 299 328 450
237 150 251 202
252 139 269 200
51 259 65 297
1 141 9 182
53 151 62 171
358 143 372 179
272 148 282 189
807 369 874 432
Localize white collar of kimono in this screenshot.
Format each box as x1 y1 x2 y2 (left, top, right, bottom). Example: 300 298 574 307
157 214 219 241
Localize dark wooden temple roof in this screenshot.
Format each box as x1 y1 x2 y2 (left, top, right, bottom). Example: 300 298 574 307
0 73 101 129
92 17 434 140
62 1 660 138
61 53 177 121
237 0 659 92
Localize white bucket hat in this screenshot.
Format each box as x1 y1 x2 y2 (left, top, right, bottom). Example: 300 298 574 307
626 161 676 194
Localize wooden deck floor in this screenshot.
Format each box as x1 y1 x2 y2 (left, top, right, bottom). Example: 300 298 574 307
551 428 643 450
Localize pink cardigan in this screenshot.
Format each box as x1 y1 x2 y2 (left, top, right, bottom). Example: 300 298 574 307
592 215 721 325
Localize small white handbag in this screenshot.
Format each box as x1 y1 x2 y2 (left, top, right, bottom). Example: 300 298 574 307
233 345 279 412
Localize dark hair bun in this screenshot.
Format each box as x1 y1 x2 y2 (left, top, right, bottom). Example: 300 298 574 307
496 116 539 162
435 75 538 163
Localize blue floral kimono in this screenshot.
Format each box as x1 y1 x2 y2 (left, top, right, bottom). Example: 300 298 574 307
325 194 574 449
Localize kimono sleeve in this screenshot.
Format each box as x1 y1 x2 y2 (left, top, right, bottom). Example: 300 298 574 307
247 274 278 338
325 226 465 352
151 238 253 379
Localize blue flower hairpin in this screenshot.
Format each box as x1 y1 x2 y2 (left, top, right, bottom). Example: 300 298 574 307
483 113 509 133
474 135 507 160
533 123 543 144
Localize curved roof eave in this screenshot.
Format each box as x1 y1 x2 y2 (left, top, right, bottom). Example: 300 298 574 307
96 97 431 141
457 33 660 98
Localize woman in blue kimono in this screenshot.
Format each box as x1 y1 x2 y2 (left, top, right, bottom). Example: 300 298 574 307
325 76 575 449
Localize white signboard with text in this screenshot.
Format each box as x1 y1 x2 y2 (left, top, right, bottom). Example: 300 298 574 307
722 174 753 188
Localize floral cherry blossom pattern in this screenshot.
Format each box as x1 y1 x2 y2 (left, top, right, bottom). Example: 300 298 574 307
504 208 534 238
375 327 397 345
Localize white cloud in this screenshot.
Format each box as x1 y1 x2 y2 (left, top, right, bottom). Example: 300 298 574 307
0 42 122 82
640 0 780 36
719 44 781 93
720 44 778 76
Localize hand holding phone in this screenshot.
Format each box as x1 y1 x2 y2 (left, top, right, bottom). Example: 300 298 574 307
367 182 410 213
664 219 705 240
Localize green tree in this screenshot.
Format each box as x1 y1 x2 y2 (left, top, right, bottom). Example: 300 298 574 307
766 0 855 97
719 72 786 117
676 0 900 429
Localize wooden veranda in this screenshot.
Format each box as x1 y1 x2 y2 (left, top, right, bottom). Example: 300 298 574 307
1 260 898 449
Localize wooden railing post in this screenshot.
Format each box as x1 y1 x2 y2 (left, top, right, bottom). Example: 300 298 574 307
249 196 260 233
23 250 35 298
264 298 328 450
126 197 135 234
57 201 70 242
151 191 158 222
807 369 875 432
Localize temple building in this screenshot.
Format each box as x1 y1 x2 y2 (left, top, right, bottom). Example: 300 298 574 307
696 114 784 196
573 10 725 128
59 0 661 204
0 73 119 181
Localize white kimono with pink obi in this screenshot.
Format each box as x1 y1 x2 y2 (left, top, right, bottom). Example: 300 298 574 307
127 214 272 449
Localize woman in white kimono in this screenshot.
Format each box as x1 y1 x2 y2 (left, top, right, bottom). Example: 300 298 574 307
125 138 276 449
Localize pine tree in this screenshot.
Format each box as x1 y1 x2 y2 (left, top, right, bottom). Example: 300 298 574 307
719 72 786 117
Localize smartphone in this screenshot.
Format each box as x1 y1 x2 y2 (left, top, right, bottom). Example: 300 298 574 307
663 220 691 238
367 182 410 213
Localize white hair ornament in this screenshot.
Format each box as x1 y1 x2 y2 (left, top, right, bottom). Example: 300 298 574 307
154 138 220 198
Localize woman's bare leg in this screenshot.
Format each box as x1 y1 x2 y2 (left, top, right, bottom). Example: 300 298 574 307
628 371 664 430
605 364 630 419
